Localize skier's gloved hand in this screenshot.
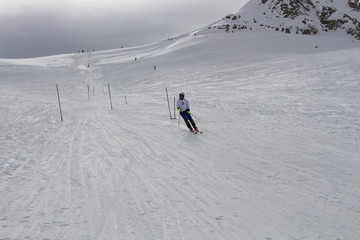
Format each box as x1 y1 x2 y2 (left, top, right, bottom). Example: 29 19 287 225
187 110 191 114
178 107 182 111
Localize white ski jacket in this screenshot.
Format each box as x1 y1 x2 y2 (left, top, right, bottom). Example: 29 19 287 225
176 98 190 112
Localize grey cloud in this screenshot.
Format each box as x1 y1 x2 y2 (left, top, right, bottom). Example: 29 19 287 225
0 11 182 58
0 0 247 58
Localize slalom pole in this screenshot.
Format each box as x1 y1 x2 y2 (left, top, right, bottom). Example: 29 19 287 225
87 85 90 99
178 111 181 127
173 97 176 119
56 84 63 122
165 87 172 119
108 84 113 110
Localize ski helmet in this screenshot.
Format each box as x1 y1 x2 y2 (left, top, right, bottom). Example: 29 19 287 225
179 92 185 96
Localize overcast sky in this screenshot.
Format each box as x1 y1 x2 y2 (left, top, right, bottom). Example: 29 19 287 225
0 0 248 58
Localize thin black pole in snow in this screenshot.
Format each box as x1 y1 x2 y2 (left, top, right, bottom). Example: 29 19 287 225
56 84 63 122
108 84 113 110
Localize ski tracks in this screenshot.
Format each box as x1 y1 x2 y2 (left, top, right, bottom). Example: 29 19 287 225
74 110 242 239
0 102 80 239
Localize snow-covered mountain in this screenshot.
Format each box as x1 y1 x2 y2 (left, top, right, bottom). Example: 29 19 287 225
199 0 360 39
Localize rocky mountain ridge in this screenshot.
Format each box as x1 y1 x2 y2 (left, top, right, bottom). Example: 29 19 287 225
200 0 360 40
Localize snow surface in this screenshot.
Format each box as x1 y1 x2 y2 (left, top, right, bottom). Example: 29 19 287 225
1 32 360 239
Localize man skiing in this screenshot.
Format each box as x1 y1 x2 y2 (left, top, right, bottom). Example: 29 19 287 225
177 92 199 132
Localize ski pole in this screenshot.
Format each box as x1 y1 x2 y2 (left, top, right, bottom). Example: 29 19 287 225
191 113 200 121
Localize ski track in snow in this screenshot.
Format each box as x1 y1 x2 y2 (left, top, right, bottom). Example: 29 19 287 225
1 33 360 240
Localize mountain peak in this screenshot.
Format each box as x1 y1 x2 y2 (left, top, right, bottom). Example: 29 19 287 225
199 0 360 40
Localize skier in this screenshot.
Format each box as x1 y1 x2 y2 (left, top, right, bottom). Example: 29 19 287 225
177 92 199 132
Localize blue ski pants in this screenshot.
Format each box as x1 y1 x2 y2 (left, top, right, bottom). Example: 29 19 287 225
180 110 193 121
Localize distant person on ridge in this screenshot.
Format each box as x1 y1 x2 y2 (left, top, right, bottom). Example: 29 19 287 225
177 92 199 132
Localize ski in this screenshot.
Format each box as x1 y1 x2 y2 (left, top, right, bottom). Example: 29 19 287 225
187 129 203 134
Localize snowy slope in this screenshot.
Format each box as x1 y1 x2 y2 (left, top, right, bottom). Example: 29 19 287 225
1 32 360 239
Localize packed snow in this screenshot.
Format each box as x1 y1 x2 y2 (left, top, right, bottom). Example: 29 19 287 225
1 32 360 239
